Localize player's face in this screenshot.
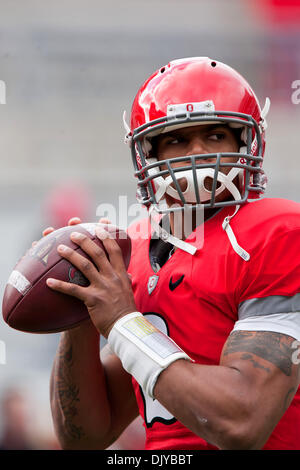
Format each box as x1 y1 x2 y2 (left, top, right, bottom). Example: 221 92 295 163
155 124 240 205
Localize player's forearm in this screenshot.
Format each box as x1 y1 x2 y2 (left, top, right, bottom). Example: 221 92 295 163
50 321 112 449
153 360 268 450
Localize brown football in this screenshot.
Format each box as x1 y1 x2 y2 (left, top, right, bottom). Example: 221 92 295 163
2 223 131 333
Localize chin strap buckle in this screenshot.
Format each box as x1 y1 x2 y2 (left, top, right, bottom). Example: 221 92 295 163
222 207 250 262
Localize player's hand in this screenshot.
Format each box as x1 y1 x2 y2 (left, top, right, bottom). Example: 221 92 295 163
46 225 136 338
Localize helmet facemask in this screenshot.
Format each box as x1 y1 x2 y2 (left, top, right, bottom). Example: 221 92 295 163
130 107 265 215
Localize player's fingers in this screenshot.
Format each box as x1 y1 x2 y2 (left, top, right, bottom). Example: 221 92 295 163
43 216 81 237
69 232 113 274
42 227 55 237
56 244 100 284
46 277 86 302
31 241 38 248
68 217 82 226
95 227 127 275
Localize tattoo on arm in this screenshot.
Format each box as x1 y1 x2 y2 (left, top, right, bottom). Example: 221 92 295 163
223 331 295 376
55 336 85 441
238 353 271 374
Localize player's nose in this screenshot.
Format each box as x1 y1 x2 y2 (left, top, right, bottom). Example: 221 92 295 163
186 136 207 157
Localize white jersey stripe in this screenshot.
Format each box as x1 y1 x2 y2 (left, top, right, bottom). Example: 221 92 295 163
232 312 300 341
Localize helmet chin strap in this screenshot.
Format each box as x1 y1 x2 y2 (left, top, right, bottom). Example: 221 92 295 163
149 205 197 255
222 207 250 261
149 165 250 261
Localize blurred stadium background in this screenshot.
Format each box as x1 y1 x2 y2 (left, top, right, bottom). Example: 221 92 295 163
0 0 299 449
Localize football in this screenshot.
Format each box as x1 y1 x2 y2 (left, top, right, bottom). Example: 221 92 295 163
2 223 131 334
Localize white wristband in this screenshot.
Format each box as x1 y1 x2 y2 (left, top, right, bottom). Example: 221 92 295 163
107 312 192 398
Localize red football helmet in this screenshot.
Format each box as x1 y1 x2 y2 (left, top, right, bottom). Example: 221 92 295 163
125 57 270 213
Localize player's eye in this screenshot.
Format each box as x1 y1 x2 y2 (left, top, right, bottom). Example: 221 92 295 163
207 133 226 141
166 136 182 145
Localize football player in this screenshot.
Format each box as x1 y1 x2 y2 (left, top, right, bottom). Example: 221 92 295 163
46 58 300 449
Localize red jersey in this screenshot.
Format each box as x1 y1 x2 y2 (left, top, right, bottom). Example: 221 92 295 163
127 197 300 450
